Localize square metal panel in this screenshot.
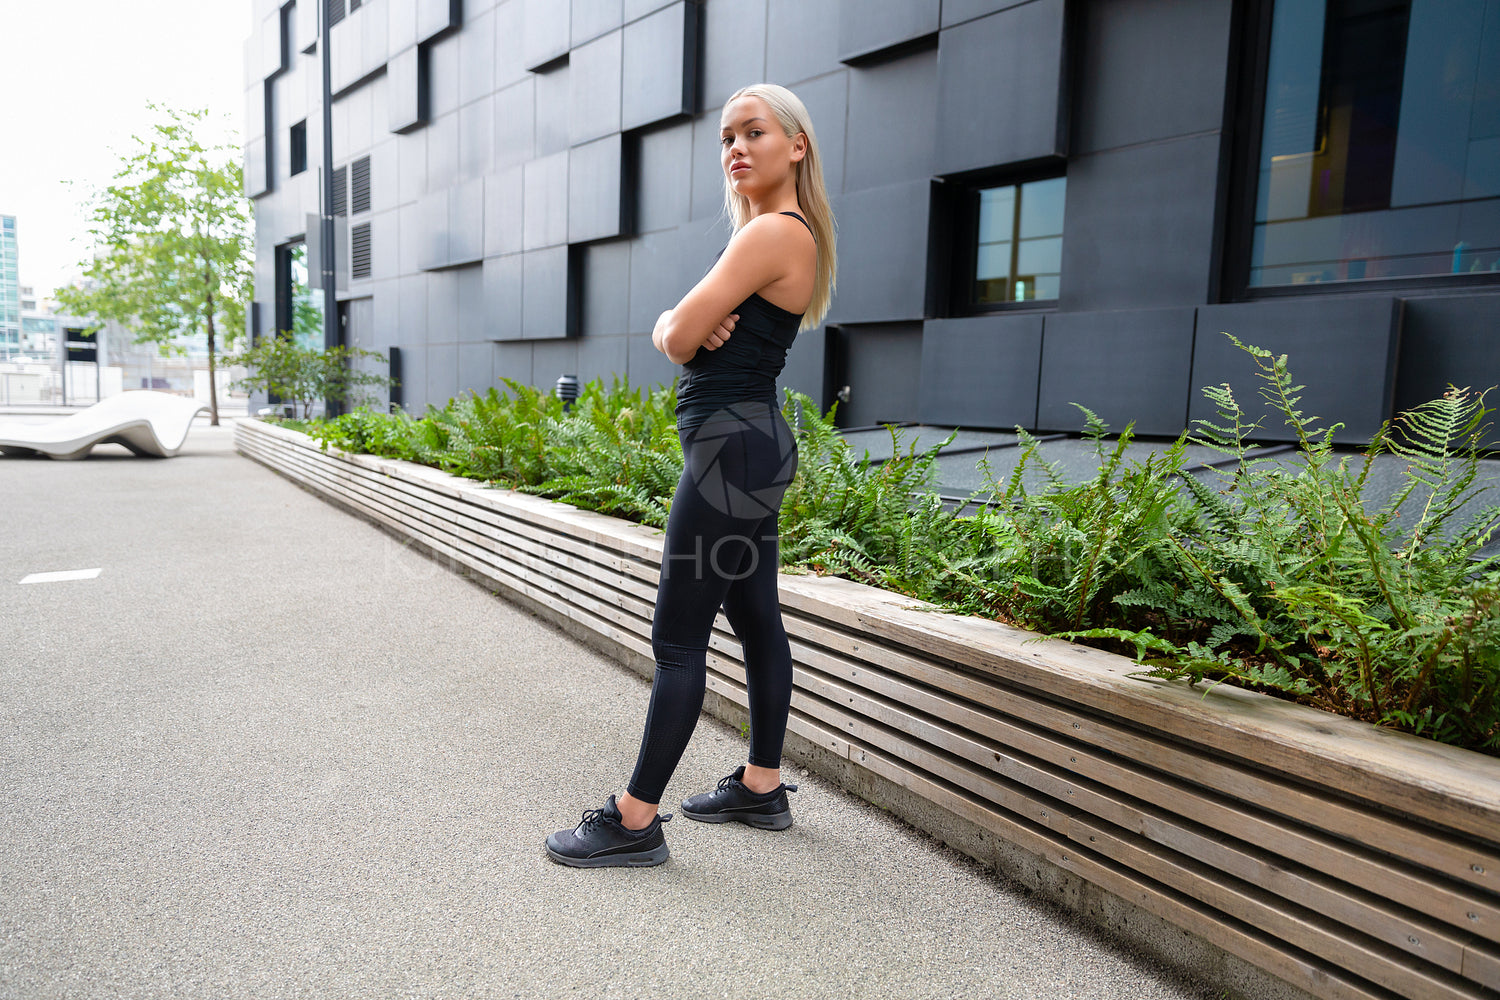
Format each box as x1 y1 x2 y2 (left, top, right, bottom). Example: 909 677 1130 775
572 0 623 47
455 263 487 342
1059 133 1221 312
386 45 425 133
424 341 459 409
532 340 582 387
621 1 697 131
702 0 766 109
459 95 494 179
459 8 496 105
580 240 631 337
494 0 530 90
484 165 525 258
495 341 535 385
1071 0 1233 155
245 136 271 197
523 150 570 250
426 269 460 342
845 48 936 192
635 121 693 232
388 0 418 54
626 332 679 390
426 31 460 118
837 0 938 64
1192 297 1403 444
919 314 1044 428
397 128 427 205
522 245 574 339
934 0 1068 175
568 134 625 244
534 62 572 156
458 341 495 393
425 110 460 192
1036 307 1196 436
576 333 630 383
449 177 485 264
417 0 460 44
484 253 525 341
627 227 683 333
940 0 1033 28
523 0 571 70
767 0 840 85
493 79 538 169
826 180 932 323
569 30 623 145
417 189 449 269
1396 294 1500 430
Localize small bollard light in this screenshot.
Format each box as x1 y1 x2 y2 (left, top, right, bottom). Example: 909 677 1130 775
554 373 580 410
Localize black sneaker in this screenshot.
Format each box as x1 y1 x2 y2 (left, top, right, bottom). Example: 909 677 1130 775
681 766 799 830
545 795 672 868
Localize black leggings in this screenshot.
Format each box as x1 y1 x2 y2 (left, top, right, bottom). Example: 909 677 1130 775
626 401 799 805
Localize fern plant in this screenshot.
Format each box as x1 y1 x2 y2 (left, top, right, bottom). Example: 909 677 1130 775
275 356 1499 755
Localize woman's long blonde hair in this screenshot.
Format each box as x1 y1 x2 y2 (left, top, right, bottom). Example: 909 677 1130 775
722 83 837 332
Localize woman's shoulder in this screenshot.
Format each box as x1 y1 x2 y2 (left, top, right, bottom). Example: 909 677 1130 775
732 212 816 258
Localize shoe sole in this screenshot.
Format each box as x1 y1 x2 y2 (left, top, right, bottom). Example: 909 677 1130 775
545 843 670 868
680 806 792 830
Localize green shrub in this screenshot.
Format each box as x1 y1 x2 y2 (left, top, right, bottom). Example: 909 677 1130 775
275 349 1499 755
523 378 683 527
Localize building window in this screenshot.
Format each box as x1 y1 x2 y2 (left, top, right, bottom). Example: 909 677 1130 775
276 241 322 350
953 174 1066 311
1249 0 1500 287
290 120 307 176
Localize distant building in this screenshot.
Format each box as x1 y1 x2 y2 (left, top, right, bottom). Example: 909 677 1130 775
0 216 18 358
19 284 36 311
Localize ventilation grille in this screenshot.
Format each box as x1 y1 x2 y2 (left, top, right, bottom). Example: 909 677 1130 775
350 155 371 214
351 221 372 280
327 0 345 28
349 0 362 10
331 164 348 217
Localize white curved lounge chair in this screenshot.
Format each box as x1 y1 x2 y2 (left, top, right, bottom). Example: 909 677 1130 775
0 391 209 460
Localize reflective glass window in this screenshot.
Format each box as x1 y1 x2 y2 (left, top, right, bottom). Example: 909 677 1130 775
1251 0 1500 286
973 176 1066 306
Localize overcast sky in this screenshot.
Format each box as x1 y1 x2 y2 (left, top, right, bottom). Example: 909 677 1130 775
0 1 251 300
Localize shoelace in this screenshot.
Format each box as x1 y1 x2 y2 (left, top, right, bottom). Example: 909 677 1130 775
575 805 673 835
718 774 799 796
575 807 610 834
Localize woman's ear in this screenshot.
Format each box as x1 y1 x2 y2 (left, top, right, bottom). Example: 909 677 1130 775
790 131 808 163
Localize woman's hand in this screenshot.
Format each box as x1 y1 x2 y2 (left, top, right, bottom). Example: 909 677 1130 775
703 313 738 351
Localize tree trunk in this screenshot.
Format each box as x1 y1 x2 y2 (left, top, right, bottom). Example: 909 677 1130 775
205 287 220 426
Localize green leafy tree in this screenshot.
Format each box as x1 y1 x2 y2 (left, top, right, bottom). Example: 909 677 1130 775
228 339 395 420
56 105 252 425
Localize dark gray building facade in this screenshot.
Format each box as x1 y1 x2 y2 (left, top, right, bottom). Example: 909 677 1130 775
245 0 1500 441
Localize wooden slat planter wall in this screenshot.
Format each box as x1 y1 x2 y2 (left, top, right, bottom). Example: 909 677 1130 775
237 419 1500 1000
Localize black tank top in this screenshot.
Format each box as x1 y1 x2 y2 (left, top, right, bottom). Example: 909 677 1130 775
675 211 812 432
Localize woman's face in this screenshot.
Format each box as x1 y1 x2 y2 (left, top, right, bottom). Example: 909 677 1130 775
719 95 804 197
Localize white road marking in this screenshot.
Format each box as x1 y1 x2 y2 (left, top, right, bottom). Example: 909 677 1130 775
19 568 102 585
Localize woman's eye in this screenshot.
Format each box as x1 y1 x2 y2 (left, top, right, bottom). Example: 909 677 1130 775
749 130 763 139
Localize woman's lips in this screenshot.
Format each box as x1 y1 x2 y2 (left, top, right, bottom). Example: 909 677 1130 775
730 162 750 175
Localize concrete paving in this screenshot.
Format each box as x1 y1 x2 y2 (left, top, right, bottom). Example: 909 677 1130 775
0 423 1216 1000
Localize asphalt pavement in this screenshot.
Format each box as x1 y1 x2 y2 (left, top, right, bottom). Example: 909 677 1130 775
0 421 1216 1000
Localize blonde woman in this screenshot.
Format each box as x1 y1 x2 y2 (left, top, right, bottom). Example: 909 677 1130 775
547 83 836 867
